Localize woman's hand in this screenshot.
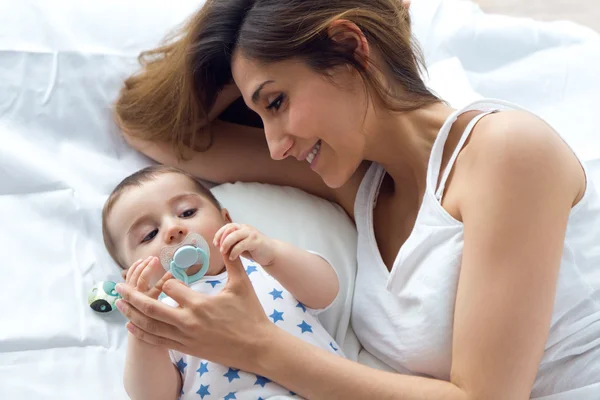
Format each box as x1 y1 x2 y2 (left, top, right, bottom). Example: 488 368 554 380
115 253 274 372
214 223 278 265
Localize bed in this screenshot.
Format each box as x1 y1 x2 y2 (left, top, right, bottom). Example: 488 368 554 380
1 0 599 398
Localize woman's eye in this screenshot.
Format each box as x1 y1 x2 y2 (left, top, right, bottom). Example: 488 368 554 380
142 229 158 243
266 94 285 111
180 209 197 218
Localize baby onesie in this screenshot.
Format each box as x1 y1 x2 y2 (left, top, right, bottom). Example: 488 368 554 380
162 256 344 400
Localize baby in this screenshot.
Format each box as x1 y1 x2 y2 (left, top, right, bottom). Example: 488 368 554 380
102 165 343 400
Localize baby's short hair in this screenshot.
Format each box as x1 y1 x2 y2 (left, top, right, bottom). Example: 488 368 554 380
101 165 220 269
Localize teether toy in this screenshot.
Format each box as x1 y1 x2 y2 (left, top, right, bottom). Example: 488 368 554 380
88 281 121 313
159 232 211 286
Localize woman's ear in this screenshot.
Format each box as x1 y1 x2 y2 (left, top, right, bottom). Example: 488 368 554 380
327 19 370 69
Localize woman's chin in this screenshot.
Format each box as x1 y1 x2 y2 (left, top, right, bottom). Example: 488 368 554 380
320 169 353 189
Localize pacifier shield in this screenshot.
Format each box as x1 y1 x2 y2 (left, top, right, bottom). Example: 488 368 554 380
173 245 200 269
159 232 210 271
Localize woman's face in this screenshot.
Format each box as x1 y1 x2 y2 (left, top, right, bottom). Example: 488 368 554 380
232 53 370 188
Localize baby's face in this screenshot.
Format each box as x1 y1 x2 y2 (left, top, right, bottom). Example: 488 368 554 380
107 173 229 275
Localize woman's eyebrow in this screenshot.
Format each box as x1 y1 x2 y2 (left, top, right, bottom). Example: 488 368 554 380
252 80 275 103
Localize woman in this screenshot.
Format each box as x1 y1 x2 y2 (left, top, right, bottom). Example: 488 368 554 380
113 0 600 398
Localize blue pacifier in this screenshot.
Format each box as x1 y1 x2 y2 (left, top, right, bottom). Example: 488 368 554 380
159 232 211 286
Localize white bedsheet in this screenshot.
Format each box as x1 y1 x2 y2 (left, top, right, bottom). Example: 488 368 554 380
1 0 599 399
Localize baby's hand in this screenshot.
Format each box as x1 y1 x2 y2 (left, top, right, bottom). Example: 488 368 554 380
123 256 170 299
214 223 278 265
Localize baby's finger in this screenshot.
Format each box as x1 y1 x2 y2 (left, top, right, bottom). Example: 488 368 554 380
125 258 144 282
213 224 231 247
216 223 240 248
229 239 253 261
128 257 151 286
220 229 248 255
137 257 162 292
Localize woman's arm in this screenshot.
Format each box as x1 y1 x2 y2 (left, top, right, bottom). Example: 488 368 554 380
125 121 344 200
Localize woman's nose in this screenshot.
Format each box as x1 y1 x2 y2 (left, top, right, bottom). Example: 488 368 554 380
265 130 293 161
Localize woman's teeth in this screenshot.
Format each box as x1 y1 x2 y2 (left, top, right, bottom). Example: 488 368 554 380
306 141 321 164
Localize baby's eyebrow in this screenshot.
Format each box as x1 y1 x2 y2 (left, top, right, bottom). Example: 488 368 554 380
167 192 200 206
126 214 153 237
126 193 200 236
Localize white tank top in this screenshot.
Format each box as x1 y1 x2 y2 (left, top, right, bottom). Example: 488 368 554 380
352 99 600 399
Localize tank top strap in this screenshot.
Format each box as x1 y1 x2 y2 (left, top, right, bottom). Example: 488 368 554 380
434 110 497 202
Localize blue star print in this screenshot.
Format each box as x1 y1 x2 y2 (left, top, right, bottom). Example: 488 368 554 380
297 320 313 334
176 358 187 374
206 280 221 288
224 392 237 400
269 309 284 324
246 265 258 276
330 342 338 351
197 362 209 377
269 288 284 300
254 375 271 388
223 367 241 382
196 384 210 399
296 302 307 313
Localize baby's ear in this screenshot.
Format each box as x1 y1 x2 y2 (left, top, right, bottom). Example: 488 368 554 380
221 208 232 223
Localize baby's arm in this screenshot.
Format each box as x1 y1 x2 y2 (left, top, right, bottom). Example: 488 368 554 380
120 257 182 400
267 240 339 310
123 334 182 400
215 224 339 310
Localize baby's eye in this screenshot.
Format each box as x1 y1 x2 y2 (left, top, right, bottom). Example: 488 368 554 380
180 209 197 218
142 229 158 243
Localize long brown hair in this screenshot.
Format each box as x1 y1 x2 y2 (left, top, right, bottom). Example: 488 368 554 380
114 0 438 159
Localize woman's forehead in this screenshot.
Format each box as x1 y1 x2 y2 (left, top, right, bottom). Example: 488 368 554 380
232 54 307 95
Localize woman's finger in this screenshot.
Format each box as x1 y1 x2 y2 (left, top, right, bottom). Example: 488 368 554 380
125 322 186 351
116 298 185 342
222 255 253 292
147 271 174 299
161 278 208 308
115 283 184 326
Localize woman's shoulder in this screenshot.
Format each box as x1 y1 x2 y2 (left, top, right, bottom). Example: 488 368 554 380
454 109 586 210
